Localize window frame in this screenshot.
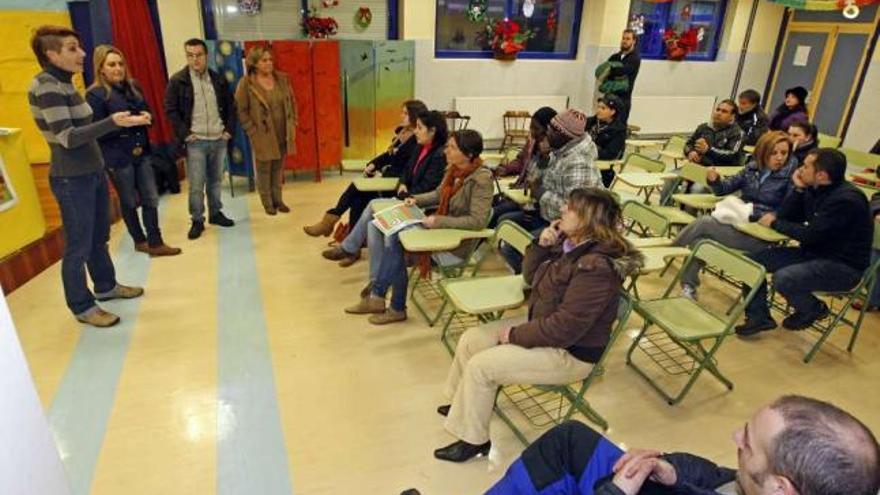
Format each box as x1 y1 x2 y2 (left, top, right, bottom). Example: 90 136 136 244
628 0 729 62
434 0 584 60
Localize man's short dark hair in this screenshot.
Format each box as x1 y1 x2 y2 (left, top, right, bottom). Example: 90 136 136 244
184 38 208 53
738 89 762 105
769 395 880 495
808 148 847 184
623 28 637 38
718 99 739 116
30 25 81 68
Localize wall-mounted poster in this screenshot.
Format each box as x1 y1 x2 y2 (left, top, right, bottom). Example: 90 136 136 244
0 152 18 213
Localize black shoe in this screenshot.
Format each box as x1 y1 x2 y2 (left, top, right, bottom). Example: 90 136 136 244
400 490 421 495
209 212 235 227
735 317 777 337
437 404 450 417
782 302 830 331
433 440 491 463
188 221 205 240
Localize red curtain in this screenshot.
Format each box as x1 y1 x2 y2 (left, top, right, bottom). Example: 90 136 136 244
108 0 173 145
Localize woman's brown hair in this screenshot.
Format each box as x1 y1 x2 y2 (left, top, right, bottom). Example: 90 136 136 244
403 99 428 127
88 45 141 100
566 188 634 258
245 44 272 74
753 131 792 170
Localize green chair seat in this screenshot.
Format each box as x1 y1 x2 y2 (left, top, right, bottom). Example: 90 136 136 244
342 159 368 172
627 236 673 248
671 193 723 211
441 275 525 315
651 206 696 226
636 298 728 340
352 177 399 192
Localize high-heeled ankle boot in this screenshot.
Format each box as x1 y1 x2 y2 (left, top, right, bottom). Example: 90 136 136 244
303 213 340 237
433 440 491 463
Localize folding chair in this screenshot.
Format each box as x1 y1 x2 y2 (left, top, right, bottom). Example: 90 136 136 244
667 161 726 212
500 111 531 152
817 133 841 149
658 135 688 169
841 147 880 170
612 154 669 204
402 227 494 327
625 240 766 405
622 200 673 248
437 221 533 354
769 225 880 363
495 292 634 445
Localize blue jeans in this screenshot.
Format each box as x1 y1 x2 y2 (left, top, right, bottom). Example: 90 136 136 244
745 247 863 321
341 199 387 282
186 139 226 222
107 156 162 246
49 172 118 316
371 228 410 311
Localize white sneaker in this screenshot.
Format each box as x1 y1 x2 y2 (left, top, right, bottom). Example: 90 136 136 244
681 284 698 301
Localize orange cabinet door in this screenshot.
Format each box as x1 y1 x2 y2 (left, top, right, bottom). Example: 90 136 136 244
311 40 343 175
273 40 317 172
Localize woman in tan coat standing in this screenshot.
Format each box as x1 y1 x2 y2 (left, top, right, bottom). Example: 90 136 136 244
235 45 297 215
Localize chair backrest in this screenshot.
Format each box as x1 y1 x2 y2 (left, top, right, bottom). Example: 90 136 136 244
679 161 709 186
818 133 841 149
622 200 670 237
503 111 531 134
494 220 534 256
622 153 665 173
841 147 880 169
664 135 688 153
442 111 471 131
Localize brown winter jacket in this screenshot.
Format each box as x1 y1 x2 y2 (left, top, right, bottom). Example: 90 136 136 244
509 238 642 362
413 167 494 259
234 71 297 161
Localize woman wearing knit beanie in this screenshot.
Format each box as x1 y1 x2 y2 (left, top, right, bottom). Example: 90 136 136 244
769 86 809 131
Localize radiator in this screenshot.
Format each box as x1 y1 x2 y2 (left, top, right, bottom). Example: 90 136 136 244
453 95 570 142
628 96 718 136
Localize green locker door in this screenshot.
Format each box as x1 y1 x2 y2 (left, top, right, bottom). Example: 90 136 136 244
340 40 376 160
374 41 415 156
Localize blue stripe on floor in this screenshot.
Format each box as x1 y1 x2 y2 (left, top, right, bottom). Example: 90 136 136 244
47 214 152 495
217 196 294 495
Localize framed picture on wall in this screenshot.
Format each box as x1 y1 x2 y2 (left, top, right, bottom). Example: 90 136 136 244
0 152 18 213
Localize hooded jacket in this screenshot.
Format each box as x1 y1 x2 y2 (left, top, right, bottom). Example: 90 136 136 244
509 238 643 362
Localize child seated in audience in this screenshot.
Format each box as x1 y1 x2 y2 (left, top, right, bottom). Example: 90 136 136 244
490 107 556 228
769 86 809 131
585 94 627 187
499 109 603 273
343 129 494 325
737 148 873 336
736 89 769 147
787 120 819 165
304 99 428 238
321 110 448 267
673 131 797 300
433 189 641 463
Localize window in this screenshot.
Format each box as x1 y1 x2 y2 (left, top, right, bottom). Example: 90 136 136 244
628 0 728 61
435 0 584 59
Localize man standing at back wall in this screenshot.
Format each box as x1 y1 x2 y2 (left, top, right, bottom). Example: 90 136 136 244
164 38 236 240
604 29 641 124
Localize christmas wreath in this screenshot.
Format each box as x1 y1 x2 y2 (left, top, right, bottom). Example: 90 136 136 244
237 0 261 15
355 6 372 28
663 27 699 61
467 0 488 22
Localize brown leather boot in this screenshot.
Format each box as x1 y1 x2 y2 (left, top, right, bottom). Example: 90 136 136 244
275 202 290 213
96 284 144 302
134 242 150 254
338 249 361 267
304 213 340 237
147 244 182 257
368 309 408 325
76 307 121 327
345 295 386 314
322 246 358 266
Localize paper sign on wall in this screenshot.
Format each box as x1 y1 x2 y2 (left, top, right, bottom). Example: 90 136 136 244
793 45 811 67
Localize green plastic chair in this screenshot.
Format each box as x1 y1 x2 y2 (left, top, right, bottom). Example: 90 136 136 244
612 154 668 203
495 292 634 445
818 133 841 149
625 240 766 405
622 200 672 247
841 147 880 169
658 135 689 169
618 153 666 174
769 225 880 363
436 221 533 354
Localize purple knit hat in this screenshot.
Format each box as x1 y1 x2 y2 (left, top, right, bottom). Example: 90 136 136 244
549 109 587 139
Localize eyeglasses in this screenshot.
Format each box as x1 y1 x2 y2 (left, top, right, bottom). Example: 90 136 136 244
185 52 206 59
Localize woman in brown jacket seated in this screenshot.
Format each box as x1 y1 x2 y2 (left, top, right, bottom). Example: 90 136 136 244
344 129 494 325
235 45 297 215
434 188 642 463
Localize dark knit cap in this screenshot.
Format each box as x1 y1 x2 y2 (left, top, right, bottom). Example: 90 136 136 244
785 86 809 105
532 106 557 128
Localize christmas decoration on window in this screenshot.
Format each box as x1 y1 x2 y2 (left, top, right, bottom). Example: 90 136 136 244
355 6 373 28
523 0 536 18
302 8 339 38
546 7 558 35
466 0 488 22
237 0 261 15
321 0 339 7
663 27 699 60
483 18 534 61
628 13 646 36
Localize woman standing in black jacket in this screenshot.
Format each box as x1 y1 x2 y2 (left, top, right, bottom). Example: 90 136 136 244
304 99 427 237
585 95 627 187
86 45 180 257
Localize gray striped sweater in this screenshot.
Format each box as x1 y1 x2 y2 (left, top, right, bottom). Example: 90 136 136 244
28 65 118 177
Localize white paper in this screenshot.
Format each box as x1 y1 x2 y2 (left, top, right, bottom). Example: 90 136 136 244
793 45 811 67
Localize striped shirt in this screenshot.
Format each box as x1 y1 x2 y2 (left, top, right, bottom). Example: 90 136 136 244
540 134 602 222
28 65 118 176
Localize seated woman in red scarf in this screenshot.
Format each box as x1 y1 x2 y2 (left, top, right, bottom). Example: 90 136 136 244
344 129 495 325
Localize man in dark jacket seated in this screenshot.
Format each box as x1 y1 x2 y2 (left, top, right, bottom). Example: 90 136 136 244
684 100 744 167
736 148 873 336
478 395 878 495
